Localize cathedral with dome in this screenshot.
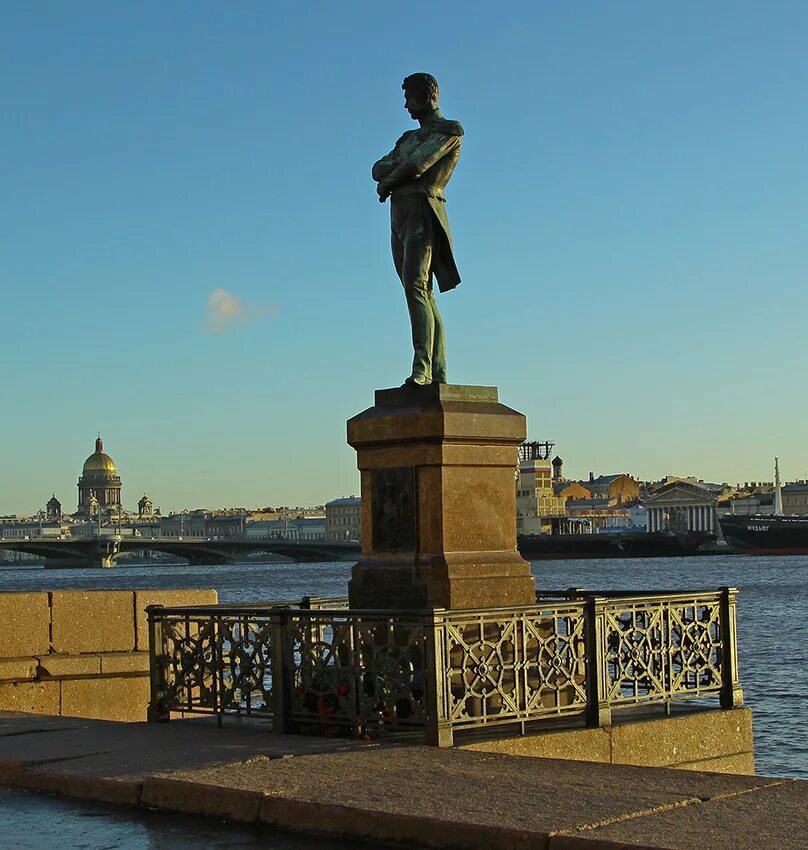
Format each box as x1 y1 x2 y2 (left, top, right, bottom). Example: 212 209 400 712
77 435 123 516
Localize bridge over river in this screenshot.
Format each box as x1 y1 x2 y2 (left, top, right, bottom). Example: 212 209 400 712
0 536 361 569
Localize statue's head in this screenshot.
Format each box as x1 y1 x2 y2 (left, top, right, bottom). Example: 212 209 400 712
402 73 439 119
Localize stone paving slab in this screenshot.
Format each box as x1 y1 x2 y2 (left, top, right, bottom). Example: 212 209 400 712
151 748 792 849
0 712 372 777
0 711 804 850
553 779 808 850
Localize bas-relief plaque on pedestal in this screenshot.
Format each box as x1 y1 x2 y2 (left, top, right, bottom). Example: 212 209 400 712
371 468 417 552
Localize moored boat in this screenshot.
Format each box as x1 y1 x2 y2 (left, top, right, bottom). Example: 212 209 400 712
718 457 808 553
718 513 808 554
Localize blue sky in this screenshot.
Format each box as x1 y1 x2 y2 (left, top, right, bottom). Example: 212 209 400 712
2 1 807 515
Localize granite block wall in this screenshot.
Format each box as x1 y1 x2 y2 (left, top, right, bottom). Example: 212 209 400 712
0 589 217 722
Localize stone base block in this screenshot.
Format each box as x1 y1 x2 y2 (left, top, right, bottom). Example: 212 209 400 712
37 654 102 678
608 706 754 769
461 708 755 774
463 726 612 763
61 675 150 723
350 552 536 610
0 681 60 715
99 652 150 675
0 593 50 656
0 658 38 683
50 591 136 653
676 751 756 774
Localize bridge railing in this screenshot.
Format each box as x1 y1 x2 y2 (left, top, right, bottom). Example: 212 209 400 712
147 588 742 746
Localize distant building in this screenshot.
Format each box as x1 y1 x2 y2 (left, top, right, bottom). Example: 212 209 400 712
643 479 724 533
247 517 326 541
205 514 246 538
516 441 566 534
583 473 640 504
326 497 361 541
599 504 647 532
720 493 774 516
553 481 592 503
550 456 593 503
158 512 207 538
76 436 122 516
566 498 637 532
247 509 287 522
781 482 808 515
626 504 647 529
138 494 155 518
46 494 62 521
0 519 65 539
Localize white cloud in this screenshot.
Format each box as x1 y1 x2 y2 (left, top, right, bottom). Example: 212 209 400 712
205 288 278 334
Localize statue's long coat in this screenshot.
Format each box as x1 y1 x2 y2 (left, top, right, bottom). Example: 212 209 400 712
373 116 464 293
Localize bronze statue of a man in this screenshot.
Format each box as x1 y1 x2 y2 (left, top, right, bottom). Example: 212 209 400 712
372 73 463 386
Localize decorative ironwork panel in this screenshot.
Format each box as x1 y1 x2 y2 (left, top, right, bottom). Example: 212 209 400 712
286 612 428 736
601 593 724 706
217 615 274 715
667 599 723 695
159 614 221 715
437 605 588 730
152 611 276 720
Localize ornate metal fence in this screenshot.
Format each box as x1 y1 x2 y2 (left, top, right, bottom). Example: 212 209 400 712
429 602 588 745
147 588 742 746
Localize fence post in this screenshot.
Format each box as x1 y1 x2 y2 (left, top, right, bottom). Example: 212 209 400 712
146 605 170 723
585 596 612 727
209 613 223 727
424 610 453 747
719 587 744 709
271 606 295 734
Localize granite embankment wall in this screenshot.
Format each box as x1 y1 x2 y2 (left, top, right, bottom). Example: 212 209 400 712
462 707 756 774
0 590 216 722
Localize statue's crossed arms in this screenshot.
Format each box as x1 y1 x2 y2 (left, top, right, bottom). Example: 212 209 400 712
373 121 463 202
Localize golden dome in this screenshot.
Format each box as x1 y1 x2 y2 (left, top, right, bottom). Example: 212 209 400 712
83 436 117 473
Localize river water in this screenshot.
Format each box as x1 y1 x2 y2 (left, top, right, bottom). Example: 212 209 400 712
0 554 805 780
0 788 388 850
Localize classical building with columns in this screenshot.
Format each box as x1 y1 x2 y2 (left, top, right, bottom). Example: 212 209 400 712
643 479 723 534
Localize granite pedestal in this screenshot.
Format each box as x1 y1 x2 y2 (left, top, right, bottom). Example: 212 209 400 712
347 384 535 609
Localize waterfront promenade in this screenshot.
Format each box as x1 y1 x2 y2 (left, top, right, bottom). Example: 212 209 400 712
1 555 805 778
0 711 804 849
